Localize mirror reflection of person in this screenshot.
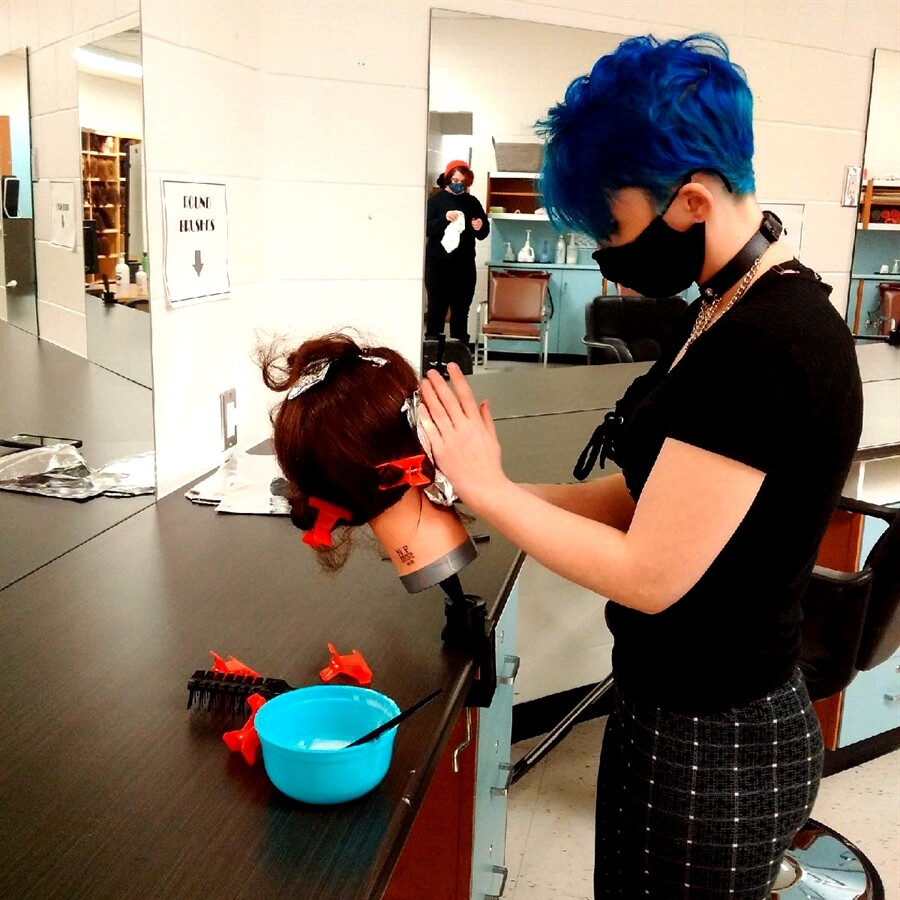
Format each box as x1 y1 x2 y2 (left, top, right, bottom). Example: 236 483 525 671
424 160 489 345
419 34 863 900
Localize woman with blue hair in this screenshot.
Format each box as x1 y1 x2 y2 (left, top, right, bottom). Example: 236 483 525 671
420 34 863 899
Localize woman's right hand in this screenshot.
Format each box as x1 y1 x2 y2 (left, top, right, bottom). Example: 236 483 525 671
446 210 461 222
419 364 506 509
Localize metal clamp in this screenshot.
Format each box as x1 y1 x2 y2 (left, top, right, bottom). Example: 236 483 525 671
498 654 520 685
490 762 513 798
485 864 509 899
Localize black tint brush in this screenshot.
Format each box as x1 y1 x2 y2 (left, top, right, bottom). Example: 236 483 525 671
346 688 443 747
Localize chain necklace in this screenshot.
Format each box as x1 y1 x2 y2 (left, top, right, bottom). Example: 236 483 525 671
683 255 763 352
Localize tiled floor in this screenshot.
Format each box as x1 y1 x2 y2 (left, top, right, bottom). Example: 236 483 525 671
506 717 900 900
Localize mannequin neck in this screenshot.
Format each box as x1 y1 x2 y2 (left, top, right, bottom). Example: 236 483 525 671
369 488 475 589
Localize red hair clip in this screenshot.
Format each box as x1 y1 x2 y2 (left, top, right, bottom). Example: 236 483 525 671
375 453 430 490
303 497 352 549
319 643 373 686
209 650 260 678
222 693 266 765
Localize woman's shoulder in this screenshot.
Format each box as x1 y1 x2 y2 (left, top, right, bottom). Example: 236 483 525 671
720 262 859 383
739 261 847 334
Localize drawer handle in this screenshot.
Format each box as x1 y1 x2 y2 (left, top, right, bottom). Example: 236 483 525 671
452 707 473 774
498 654 520 685
485 864 509 899
490 762 513 797
885 694 900 703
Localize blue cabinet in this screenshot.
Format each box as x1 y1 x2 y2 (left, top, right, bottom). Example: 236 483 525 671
839 650 900 746
555 268 599 357
471 582 519 899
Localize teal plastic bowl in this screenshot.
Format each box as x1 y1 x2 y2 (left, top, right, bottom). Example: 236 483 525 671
253 685 401 804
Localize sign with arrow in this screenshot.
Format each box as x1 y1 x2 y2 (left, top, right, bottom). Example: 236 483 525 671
50 181 76 250
162 180 230 306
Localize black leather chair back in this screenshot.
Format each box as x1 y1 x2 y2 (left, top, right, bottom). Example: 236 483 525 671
584 294 687 364
800 499 900 702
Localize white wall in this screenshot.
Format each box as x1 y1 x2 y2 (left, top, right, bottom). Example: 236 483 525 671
864 48 900 180
2 0 899 500
77 70 142 138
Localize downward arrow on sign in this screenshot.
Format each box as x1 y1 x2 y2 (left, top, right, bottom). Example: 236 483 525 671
193 250 204 276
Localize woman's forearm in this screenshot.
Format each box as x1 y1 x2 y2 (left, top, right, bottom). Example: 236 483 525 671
521 474 636 531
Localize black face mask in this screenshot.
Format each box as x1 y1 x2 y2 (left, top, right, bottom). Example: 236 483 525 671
592 215 706 299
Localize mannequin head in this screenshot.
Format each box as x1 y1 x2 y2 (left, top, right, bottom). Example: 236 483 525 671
259 332 476 588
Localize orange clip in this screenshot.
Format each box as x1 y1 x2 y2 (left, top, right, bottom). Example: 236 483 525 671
209 651 260 678
319 643 373 686
375 453 430 490
303 497 352 549
222 693 267 765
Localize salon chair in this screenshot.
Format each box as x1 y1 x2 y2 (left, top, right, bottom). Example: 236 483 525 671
582 294 687 364
475 270 552 369
512 496 899 899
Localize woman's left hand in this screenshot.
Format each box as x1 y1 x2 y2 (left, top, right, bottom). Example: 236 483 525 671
471 217 483 231
419 364 506 507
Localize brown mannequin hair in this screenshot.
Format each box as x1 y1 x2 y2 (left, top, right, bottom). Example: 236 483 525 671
257 332 434 570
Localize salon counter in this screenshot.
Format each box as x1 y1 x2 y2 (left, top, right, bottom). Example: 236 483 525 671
0 484 518 899
469 359 651 420
0 362 645 899
0 321 154 589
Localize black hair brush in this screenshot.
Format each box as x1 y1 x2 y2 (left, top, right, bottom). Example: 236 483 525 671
185 651 295 713
186 646 373 715
186 670 295 713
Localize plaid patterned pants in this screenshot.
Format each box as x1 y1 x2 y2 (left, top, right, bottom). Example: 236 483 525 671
595 670 823 899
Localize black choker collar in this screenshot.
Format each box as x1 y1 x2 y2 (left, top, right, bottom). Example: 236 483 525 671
697 210 783 301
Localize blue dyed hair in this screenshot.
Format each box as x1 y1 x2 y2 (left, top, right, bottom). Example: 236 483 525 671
538 34 755 242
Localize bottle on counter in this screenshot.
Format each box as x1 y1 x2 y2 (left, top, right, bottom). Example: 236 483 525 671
517 229 535 263
115 254 130 290
566 233 578 265
539 239 551 264
503 241 515 262
555 235 566 264
135 258 149 293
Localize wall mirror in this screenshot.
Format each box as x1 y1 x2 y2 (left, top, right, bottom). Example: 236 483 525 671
77 26 152 388
427 12 626 373
0 47 38 336
847 48 900 337
428 12 887 373
0 26 154 591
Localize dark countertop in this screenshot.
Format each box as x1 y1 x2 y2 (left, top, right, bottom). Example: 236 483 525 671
0 322 155 589
0 363 643 899
0 483 523 900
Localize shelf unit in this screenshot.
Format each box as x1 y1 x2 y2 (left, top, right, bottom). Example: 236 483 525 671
851 179 900 332
81 128 141 284
857 179 900 230
486 172 541 215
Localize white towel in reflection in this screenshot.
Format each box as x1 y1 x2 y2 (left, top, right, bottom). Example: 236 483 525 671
441 214 465 253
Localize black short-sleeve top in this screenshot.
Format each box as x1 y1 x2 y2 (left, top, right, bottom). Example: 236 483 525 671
606 262 863 712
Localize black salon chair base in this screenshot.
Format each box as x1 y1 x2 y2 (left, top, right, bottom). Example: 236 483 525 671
511 497 899 899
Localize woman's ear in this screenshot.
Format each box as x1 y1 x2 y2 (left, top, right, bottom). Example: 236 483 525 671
668 182 713 227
